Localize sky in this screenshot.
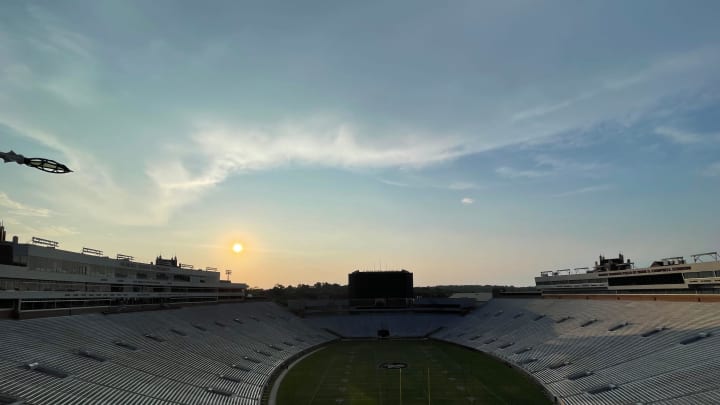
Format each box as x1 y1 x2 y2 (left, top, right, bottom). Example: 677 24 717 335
1 1 720 288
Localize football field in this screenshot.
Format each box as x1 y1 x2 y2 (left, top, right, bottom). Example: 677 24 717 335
276 339 551 405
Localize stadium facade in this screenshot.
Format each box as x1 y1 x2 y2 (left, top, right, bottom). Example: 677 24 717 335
534 252 720 295
0 222 246 319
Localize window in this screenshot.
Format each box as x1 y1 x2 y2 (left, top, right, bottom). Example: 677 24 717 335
580 319 598 327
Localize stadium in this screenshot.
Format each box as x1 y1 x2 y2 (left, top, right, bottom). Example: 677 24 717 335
2 230 720 405
3 1 720 404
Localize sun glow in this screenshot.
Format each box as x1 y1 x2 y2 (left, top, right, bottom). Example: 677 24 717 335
232 243 243 253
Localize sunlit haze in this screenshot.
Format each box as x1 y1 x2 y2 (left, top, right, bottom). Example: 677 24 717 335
1 1 720 288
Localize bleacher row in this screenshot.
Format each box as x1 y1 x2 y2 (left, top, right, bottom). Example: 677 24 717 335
306 313 460 338
434 298 720 405
0 302 335 405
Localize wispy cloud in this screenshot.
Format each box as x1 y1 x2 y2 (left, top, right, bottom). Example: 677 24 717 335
461 197 475 205
379 179 410 187
495 166 550 179
448 181 482 191
147 121 469 193
553 184 613 197
0 118 185 226
701 162 720 177
655 126 719 144
2 4 719 229
0 192 50 217
534 155 605 173
496 155 608 180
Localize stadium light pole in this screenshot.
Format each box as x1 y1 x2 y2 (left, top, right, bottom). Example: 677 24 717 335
1 150 72 174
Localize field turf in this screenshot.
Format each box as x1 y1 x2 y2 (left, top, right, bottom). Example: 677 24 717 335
276 339 551 405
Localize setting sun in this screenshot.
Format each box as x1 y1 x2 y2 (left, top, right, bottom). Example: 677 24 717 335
232 243 243 253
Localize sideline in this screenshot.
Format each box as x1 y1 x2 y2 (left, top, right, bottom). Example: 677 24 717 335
268 346 328 405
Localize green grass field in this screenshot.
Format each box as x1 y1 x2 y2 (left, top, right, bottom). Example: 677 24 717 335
276 339 551 405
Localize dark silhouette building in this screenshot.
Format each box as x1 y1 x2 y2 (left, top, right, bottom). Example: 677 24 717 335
348 270 413 306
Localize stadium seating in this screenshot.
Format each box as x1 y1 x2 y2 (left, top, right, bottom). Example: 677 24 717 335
434 298 720 404
305 313 460 338
4 298 720 404
0 302 335 405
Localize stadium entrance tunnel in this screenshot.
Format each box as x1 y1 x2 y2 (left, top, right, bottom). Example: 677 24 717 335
379 362 407 369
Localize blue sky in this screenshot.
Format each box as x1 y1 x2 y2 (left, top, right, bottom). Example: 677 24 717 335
1 1 719 288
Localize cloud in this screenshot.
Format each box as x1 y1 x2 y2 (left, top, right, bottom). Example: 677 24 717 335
655 126 719 144
146 121 470 193
461 197 475 205
379 179 410 187
0 118 185 226
701 162 720 177
496 155 608 180
2 4 719 227
553 184 613 197
495 166 550 179
534 155 605 173
0 192 51 217
448 181 482 191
